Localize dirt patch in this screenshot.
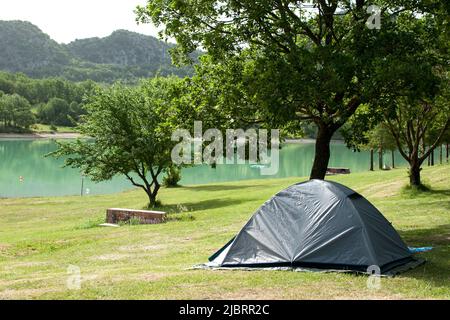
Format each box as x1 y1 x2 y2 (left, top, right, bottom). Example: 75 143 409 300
0 243 11 251
118 244 167 252
93 253 133 261
361 180 405 198
0 287 60 300
140 272 169 282
10 261 51 269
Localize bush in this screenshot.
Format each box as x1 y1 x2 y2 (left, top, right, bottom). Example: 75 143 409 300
162 166 181 188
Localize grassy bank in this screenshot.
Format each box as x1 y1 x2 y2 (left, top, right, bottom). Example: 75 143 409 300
31 124 79 134
0 124 78 135
0 165 449 299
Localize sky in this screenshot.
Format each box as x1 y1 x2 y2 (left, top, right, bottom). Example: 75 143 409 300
0 0 160 43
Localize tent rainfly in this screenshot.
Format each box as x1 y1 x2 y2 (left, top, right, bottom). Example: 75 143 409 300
206 180 423 275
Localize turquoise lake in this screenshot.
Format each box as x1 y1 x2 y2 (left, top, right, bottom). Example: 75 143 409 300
0 139 412 198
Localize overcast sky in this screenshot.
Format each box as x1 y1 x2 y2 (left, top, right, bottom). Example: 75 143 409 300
0 0 160 43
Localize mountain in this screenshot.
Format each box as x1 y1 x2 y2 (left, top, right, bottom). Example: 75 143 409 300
0 20 194 83
0 21 71 76
67 30 172 67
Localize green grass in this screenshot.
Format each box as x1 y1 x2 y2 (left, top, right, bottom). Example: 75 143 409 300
31 124 79 133
0 165 449 299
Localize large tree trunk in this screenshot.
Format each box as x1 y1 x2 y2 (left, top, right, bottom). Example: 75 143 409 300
409 159 422 187
147 193 157 208
146 183 161 208
370 149 374 171
310 124 334 180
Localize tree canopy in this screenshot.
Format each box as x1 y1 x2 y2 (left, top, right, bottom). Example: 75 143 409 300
0 93 35 130
343 6 450 187
137 0 447 180
51 77 188 207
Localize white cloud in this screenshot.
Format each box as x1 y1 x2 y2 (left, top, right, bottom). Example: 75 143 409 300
0 0 160 43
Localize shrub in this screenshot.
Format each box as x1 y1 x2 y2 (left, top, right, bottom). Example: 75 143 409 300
162 166 181 188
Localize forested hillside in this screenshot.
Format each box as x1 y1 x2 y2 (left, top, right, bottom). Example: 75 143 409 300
67 30 172 70
0 20 193 83
0 21 71 77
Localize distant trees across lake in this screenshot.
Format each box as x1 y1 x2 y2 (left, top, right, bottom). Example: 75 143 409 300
0 71 97 132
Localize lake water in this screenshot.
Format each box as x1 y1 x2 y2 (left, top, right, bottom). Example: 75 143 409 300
0 139 412 198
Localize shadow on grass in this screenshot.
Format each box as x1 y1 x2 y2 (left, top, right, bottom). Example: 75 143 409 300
424 189 450 197
154 197 255 214
400 186 450 210
401 184 450 197
400 224 450 246
398 224 450 286
184 184 264 192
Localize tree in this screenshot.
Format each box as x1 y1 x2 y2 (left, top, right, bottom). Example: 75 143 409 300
137 0 441 179
0 93 35 129
366 124 397 170
381 9 450 187
385 98 449 187
341 5 449 187
0 71 99 132
51 77 186 207
38 97 74 127
425 118 450 166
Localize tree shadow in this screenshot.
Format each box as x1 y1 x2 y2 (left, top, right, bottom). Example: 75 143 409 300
184 184 265 192
400 187 450 210
424 189 450 197
396 224 450 287
155 197 257 214
402 185 450 196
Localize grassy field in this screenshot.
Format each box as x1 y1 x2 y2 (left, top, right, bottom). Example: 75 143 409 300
31 124 79 134
0 165 449 300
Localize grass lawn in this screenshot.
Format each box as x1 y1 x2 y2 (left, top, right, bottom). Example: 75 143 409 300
31 124 79 133
0 164 449 300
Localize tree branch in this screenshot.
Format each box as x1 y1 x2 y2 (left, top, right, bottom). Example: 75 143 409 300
419 118 450 163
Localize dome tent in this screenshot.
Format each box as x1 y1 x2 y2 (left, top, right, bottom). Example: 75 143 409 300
206 180 423 275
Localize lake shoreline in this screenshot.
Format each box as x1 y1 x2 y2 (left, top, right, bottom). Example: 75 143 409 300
0 138 408 198
0 134 344 143
285 138 347 144
0 132 82 140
